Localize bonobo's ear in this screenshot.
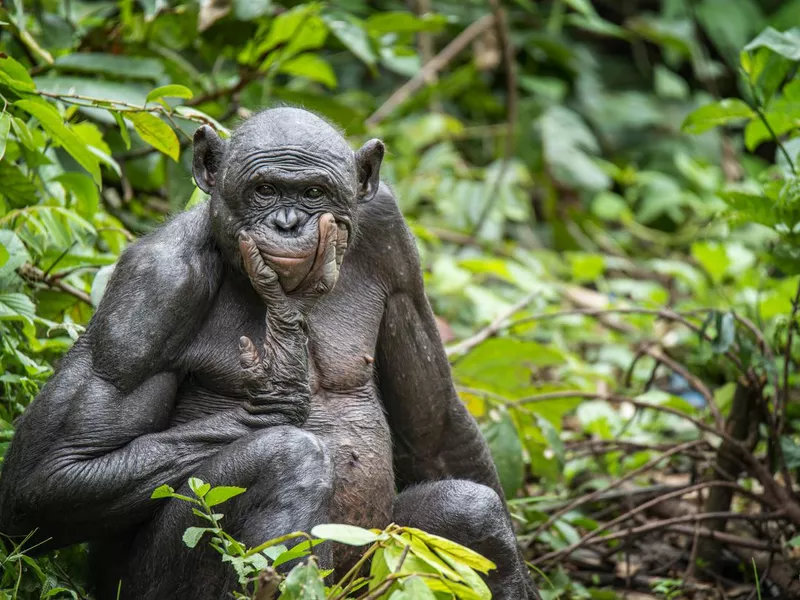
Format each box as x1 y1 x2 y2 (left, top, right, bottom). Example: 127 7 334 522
355 139 384 203
192 125 225 194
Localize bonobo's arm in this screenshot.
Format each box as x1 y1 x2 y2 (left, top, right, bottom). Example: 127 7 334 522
370 187 503 498
0 209 296 547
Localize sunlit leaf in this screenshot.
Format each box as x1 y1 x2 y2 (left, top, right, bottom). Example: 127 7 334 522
681 99 755 134
205 486 246 507
310 524 380 546
127 112 180 161
146 84 194 104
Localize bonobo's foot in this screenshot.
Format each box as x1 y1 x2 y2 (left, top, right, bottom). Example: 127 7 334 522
393 480 539 600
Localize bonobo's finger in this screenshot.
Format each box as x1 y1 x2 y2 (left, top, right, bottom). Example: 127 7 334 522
238 232 289 305
238 336 261 370
335 222 348 268
316 217 340 294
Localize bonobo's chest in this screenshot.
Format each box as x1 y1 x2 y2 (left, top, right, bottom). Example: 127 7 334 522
173 266 386 419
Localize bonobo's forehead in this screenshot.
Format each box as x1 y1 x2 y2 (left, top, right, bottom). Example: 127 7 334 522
224 108 356 190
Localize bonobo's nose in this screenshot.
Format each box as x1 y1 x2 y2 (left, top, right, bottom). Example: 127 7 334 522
271 207 308 233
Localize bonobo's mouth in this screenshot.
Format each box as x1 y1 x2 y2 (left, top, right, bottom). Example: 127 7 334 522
248 213 349 294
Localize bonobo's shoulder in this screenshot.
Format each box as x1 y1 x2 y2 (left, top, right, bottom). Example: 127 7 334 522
357 182 414 247
88 203 222 385
354 182 423 292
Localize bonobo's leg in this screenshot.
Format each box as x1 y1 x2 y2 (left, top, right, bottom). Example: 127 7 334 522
96 427 334 600
393 480 538 600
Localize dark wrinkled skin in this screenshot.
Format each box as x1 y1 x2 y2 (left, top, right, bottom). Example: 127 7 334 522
0 108 538 600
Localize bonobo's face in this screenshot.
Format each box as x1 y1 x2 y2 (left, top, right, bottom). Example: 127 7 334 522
192 108 384 296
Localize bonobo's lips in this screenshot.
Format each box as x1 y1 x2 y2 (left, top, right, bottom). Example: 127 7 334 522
254 213 347 294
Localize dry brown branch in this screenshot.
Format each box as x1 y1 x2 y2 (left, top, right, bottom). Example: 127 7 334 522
18 263 92 305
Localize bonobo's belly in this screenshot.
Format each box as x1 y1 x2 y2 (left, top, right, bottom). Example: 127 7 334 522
304 384 394 531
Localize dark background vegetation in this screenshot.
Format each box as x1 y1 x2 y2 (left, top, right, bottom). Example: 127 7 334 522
1 0 800 598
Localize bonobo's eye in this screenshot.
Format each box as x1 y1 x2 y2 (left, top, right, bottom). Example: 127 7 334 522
255 184 277 198
305 187 324 200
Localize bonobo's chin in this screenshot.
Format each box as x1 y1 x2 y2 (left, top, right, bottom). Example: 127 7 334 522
249 212 348 295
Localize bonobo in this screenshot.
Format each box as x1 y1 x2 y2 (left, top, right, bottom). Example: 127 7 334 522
0 108 538 599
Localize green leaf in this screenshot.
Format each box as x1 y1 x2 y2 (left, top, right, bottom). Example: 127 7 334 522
91 265 116 307
395 576 436 599
779 436 800 469
691 241 730 284
127 112 180 161
54 172 99 219
272 539 325 568
279 54 337 88
151 484 175 499
0 55 36 93
182 527 210 549
205 486 246 507
681 99 755 134
15 98 102 184
0 242 8 269
744 27 800 61
310 523 380 546
788 535 800 548
481 411 524 498
113 111 131 150
365 12 447 36
146 84 194 104
233 0 272 21
54 53 165 81
0 112 10 161
323 12 377 67
282 560 326 599
0 293 36 322
188 477 210 497
405 527 496 574
711 312 736 354
0 162 37 207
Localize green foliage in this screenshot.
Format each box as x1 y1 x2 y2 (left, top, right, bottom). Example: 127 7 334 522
152 478 494 599
2 0 800 598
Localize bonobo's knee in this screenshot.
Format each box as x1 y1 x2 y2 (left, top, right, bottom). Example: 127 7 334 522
394 480 508 543
220 426 333 490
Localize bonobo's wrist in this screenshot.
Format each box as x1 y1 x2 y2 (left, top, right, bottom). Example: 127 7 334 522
243 397 308 426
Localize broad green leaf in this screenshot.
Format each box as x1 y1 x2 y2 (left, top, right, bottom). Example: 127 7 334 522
0 242 8 268
0 293 36 322
54 53 165 80
234 0 272 20
11 116 35 150
281 560 326 599
0 55 36 93
15 99 102 184
188 477 210 498
779 436 800 469
310 523 379 546
146 84 194 104
0 162 37 207
481 411 524 498
54 173 99 219
437 551 491 600
691 241 730 284
681 99 754 134
0 112 10 161
182 526 210 549
323 12 377 67
272 539 325 568
405 528 496 574
279 54 337 89
205 486 246 507
249 5 327 63
365 12 447 36
186 186 210 209
395 576 436 599
151 484 175 499
788 535 800 548
127 112 180 161
113 111 131 150
540 106 609 191
91 265 116 307
744 26 800 61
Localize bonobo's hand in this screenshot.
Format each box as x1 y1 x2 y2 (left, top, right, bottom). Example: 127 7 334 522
238 233 311 426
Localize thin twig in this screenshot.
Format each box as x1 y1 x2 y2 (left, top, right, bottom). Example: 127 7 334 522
470 0 518 238
446 291 538 357
365 14 496 127
18 263 92 305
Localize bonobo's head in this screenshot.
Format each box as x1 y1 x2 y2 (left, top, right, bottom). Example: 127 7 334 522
192 107 384 295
